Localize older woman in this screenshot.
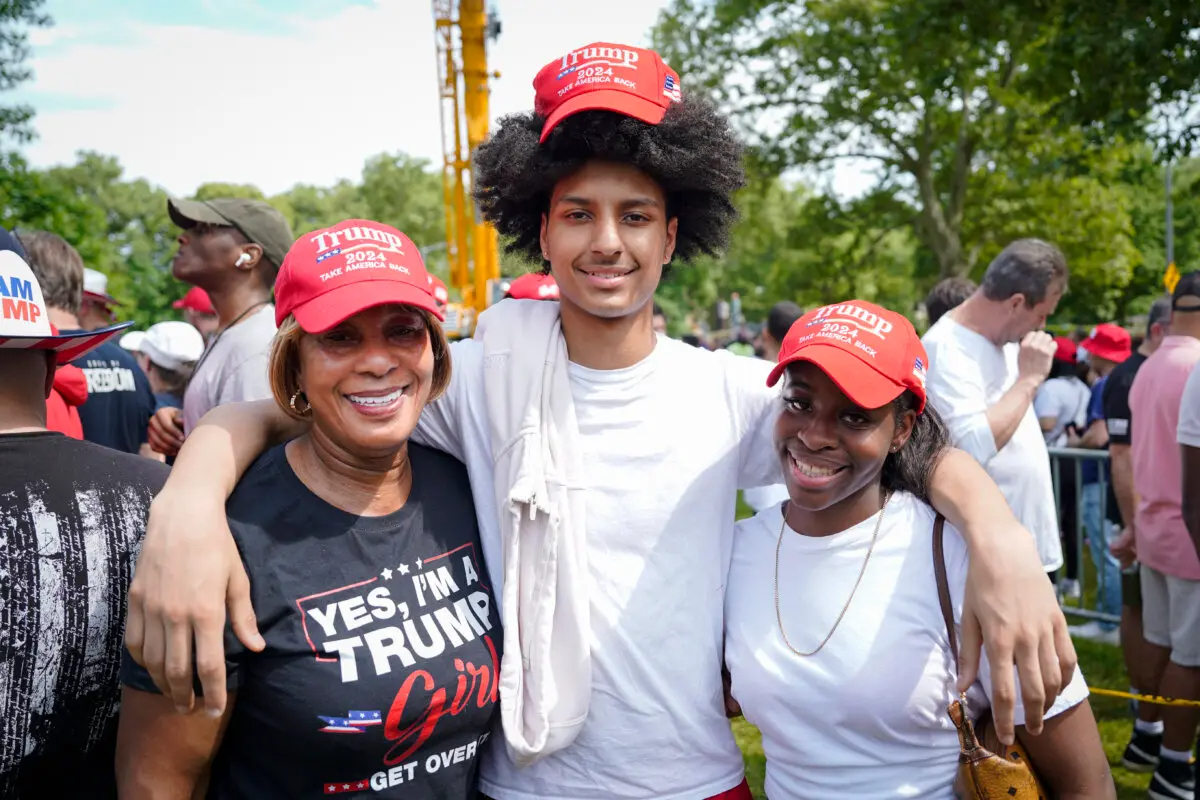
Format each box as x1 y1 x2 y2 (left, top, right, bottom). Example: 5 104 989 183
116 220 500 799
723 301 1115 799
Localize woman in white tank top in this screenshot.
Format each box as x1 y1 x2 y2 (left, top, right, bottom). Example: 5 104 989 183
723 300 1115 799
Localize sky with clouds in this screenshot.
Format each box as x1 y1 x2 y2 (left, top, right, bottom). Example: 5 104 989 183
14 0 872 198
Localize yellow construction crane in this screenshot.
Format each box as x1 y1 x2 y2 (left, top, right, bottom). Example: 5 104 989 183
432 0 501 338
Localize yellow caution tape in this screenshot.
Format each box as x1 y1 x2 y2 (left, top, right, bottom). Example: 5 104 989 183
1088 686 1200 708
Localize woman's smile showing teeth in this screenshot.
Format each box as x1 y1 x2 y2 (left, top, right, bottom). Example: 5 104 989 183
787 452 846 489
344 388 406 416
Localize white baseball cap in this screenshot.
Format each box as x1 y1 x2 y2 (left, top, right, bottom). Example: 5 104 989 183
83 267 119 306
119 330 147 352
0 250 131 363
139 321 204 371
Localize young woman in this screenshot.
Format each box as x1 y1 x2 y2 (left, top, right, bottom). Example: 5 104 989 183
116 220 500 799
724 300 1115 799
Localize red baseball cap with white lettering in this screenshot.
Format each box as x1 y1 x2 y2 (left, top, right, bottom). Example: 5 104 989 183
767 299 929 413
427 274 450 310
534 42 683 143
505 272 560 301
274 219 443 333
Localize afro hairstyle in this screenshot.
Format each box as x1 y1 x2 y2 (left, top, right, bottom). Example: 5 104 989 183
472 96 746 273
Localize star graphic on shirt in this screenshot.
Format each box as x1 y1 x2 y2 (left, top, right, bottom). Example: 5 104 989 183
381 567 393 581
416 557 424 570
398 562 410 575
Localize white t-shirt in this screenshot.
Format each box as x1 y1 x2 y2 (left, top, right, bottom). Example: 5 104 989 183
743 483 791 513
182 304 277 434
724 492 1089 800
415 336 780 800
1033 376 1090 447
1178 365 1200 448
922 318 1063 571
743 357 791 512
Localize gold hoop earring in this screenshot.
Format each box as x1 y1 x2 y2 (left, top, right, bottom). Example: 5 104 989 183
290 390 311 415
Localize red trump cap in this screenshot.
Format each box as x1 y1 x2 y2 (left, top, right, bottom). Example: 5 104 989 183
533 42 683 143
768 300 929 413
505 272 559 301
274 219 442 333
427 274 450 310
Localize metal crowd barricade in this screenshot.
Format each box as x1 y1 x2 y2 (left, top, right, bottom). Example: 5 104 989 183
1047 447 1121 626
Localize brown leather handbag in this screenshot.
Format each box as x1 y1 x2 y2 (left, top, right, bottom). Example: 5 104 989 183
932 515 1048 800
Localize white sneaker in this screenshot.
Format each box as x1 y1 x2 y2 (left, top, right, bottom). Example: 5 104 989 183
1059 579 1082 600
1069 621 1120 645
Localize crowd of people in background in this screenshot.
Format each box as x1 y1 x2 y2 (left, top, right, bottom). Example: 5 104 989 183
5 34 1200 800
919 263 1200 800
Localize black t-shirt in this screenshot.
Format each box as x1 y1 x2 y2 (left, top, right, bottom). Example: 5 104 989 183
1100 352 1149 526
69 339 156 454
123 443 500 799
1103 352 1148 447
0 431 168 798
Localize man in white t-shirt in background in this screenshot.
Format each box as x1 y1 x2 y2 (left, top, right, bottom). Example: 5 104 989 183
743 300 804 512
146 197 294 458
922 239 1067 572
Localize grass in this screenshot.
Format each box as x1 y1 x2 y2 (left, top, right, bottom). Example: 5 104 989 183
731 493 1150 798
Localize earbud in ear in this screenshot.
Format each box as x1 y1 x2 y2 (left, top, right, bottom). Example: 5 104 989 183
235 253 251 267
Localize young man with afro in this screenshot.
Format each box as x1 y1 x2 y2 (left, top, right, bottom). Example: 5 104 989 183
125 42 1075 800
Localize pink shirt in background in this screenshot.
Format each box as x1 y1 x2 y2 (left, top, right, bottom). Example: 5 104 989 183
1129 335 1200 580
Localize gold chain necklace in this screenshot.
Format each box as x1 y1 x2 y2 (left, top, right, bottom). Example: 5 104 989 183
774 492 891 658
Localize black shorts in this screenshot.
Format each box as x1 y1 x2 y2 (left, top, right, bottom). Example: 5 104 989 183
1122 567 1142 610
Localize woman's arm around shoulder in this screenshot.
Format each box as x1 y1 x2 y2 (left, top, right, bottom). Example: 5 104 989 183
115 687 236 800
125 399 303 716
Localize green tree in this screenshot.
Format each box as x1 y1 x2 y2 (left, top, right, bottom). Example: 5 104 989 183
2 148 454 326
0 0 50 144
656 176 922 330
652 0 1200 291
272 152 448 278
24 152 182 328
1121 154 1200 316
193 182 266 202
270 180 365 236
357 153 444 249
